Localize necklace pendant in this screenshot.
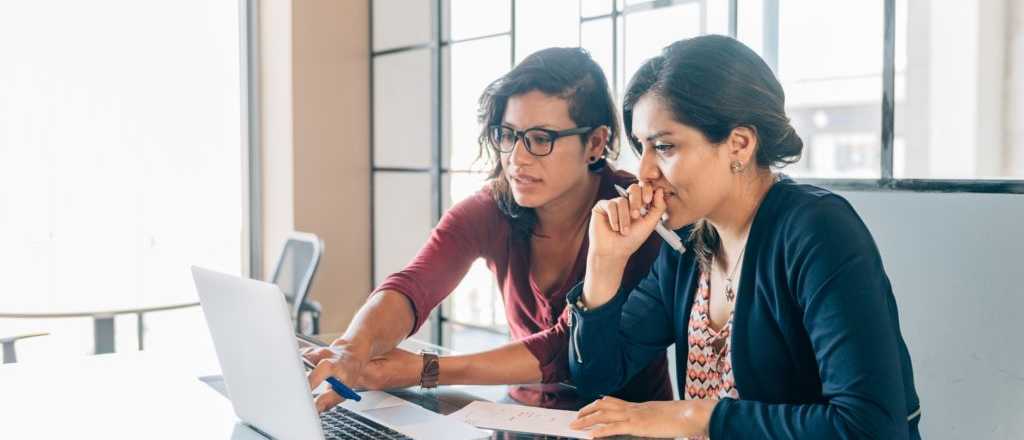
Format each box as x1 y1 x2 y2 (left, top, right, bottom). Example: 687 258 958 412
724 280 736 302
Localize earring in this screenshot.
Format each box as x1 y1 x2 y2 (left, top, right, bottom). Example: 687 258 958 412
730 160 744 174
589 156 598 163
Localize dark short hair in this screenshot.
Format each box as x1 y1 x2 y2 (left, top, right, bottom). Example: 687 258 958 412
622 35 804 270
476 47 621 240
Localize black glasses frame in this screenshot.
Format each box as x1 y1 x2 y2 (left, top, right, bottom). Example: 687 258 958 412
487 125 594 157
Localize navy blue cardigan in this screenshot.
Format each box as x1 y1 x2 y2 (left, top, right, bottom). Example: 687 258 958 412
567 178 921 439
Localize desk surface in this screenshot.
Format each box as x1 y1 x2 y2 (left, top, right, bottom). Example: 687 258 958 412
0 349 615 439
0 351 240 438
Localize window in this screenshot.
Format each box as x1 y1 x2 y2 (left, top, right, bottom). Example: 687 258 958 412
741 0 885 179
371 0 1024 348
0 0 249 359
736 0 1024 188
894 0 1022 180
370 0 517 349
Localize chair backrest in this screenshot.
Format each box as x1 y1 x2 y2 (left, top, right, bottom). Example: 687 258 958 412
268 232 323 324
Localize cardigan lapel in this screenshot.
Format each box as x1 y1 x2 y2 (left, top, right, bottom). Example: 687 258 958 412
727 175 793 399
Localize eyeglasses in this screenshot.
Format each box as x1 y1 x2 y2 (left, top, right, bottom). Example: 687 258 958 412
487 125 593 157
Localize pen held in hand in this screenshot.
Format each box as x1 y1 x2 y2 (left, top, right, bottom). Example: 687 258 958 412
612 184 685 254
302 357 363 402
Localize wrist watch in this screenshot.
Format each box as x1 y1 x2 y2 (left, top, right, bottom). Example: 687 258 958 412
419 350 439 389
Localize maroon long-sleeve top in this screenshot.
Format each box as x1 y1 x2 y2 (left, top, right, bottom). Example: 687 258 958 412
375 167 672 407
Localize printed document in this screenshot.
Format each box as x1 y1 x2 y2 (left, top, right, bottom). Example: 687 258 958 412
449 401 593 439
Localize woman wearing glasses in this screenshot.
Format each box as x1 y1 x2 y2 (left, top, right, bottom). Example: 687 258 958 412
305 47 672 411
567 35 921 439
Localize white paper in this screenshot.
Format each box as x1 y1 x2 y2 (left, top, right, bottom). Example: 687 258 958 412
449 401 593 439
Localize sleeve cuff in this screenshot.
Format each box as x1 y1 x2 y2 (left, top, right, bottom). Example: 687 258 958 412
565 281 631 321
373 280 427 337
565 281 632 395
708 397 735 438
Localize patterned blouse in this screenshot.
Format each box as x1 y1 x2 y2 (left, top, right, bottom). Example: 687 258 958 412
685 271 740 401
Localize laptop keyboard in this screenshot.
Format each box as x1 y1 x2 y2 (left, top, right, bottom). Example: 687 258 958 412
321 406 413 440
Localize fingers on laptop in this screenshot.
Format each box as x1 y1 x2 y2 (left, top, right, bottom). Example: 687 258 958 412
307 358 334 391
307 358 353 412
315 389 343 413
303 347 334 364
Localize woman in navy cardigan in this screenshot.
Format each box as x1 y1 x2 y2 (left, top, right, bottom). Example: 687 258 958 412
567 35 921 439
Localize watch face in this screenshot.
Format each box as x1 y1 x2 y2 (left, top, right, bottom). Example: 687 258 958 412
420 352 440 388
425 355 440 372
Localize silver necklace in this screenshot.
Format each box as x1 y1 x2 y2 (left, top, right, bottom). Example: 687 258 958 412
714 244 746 303
713 174 773 302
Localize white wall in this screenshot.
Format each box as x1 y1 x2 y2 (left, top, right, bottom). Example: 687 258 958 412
1010 0 1024 175
840 190 1024 439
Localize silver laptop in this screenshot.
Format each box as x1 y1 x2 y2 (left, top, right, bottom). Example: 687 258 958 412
191 266 486 440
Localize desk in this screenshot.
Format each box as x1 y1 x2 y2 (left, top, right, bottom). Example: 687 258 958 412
0 349 631 439
0 301 200 353
0 350 238 438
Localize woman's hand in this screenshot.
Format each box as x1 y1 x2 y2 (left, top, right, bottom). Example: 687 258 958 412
569 396 716 439
588 184 667 262
304 341 370 412
583 184 667 308
305 344 422 412
360 348 423 390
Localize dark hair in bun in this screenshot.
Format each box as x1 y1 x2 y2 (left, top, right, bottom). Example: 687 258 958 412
623 34 802 168
622 35 804 270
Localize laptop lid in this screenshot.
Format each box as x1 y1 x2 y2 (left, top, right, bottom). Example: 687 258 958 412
192 266 324 440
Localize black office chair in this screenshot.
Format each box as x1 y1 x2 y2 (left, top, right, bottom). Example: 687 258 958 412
269 232 324 335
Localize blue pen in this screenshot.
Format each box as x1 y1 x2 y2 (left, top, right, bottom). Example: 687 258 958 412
302 357 363 402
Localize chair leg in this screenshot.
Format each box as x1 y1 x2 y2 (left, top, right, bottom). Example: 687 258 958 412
94 315 115 354
2 341 15 364
137 313 145 351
